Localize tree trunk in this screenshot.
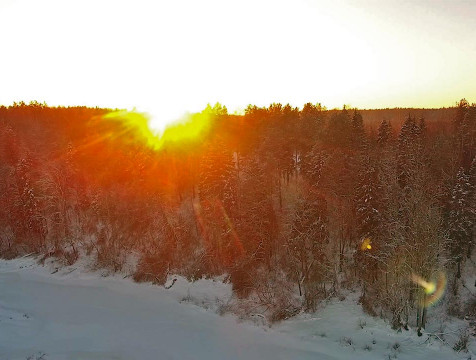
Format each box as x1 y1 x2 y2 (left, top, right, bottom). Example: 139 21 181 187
416 301 421 329
421 304 427 329
385 271 388 293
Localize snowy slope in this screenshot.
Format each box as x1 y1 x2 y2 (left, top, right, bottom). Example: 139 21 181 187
276 294 471 360
0 257 470 360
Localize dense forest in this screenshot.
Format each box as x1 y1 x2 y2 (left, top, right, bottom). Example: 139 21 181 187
0 100 475 334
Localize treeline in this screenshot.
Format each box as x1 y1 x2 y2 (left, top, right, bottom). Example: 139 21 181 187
0 99 475 328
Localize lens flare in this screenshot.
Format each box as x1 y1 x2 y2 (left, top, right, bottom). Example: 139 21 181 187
361 238 372 251
411 274 436 294
216 200 245 258
411 271 447 307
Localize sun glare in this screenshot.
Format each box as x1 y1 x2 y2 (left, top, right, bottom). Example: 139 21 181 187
144 107 194 135
103 108 212 150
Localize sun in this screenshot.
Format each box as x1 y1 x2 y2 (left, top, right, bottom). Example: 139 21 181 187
142 107 190 135
102 107 213 150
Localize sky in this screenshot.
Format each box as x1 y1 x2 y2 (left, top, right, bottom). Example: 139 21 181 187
0 0 475 129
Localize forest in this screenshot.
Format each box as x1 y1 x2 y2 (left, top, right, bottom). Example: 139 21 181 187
0 99 474 335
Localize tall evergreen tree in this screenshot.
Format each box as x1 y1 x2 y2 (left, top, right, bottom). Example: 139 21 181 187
351 110 366 151
447 168 474 278
325 107 352 148
397 115 420 189
237 153 276 265
377 119 392 147
299 102 325 152
198 136 238 270
11 156 46 251
355 161 381 241
286 192 329 311
301 145 327 188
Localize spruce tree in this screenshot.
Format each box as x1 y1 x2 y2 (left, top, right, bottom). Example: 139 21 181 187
377 119 391 146
198 136 238 271
447 168 473 278
355 161 381 241
237 153 276 265
351 110 366 151
287 192 329 311
397 115 419 189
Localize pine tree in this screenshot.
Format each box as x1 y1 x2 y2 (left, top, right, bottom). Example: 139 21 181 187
417 117 427 138
277 104 299 181
397 115 420 189
299 102 325 152
237 153 276 265
377 119 391 146
286 192 329 311
351 110 366 151
447 168 474 278
454 99 469 133
453 99 476 170
355 161 381 241
12 156 46 250
469 157 476 259
198 136 238 271
199 137 236 206
460 109 476 169
352 151 383 303
325 107 352 148
301 145 327 188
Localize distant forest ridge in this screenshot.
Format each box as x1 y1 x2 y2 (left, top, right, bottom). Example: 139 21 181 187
0 100 463 134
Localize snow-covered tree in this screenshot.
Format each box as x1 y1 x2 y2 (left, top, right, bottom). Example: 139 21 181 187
301 145 327 188
11 156 46 251
286 192 329 311
198 136 239 271
237 153 276 265
355 162 381 241
447 167 474 278
397 115 422 189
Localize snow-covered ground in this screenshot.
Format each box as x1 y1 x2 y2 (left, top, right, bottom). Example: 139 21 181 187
0 256 472 360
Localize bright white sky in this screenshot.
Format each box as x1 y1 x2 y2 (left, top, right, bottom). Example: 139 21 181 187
0 0 475 129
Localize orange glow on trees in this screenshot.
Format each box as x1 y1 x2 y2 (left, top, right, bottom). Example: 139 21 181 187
0 100 474 327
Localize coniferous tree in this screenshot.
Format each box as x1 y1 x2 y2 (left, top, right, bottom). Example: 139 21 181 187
299 102 325 154
377 119 392 147
229 152 277 295
454 99 469 134
397 115 420 189
355 162 381 241
237 153 276 265
12 156 46 251
351 110 366 151
276 104 299 182
286 192 329 311
198 136 238 271
453 99 476 170
447 168 474 278
325 107 352 148
301 144 327 189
